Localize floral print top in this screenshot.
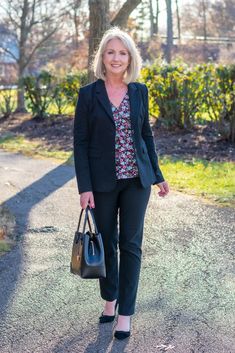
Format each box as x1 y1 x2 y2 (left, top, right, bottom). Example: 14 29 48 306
110 92 139 180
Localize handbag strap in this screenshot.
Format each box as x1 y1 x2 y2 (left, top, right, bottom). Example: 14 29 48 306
76 207 98 234
76 208 92 233
85 207 98 234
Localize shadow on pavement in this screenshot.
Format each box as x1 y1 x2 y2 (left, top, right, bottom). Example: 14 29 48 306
52 323 129 353
0 160 75 323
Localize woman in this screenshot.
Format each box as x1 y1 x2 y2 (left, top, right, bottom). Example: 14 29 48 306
73 27 169 340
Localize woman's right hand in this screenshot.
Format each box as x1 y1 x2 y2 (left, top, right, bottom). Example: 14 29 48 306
80 191 95 209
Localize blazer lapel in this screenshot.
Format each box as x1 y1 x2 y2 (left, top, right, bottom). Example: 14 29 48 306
128 82 140 130
95 79 141 128
95 79 115 125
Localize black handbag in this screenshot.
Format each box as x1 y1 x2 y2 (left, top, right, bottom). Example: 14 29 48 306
70 207 106 279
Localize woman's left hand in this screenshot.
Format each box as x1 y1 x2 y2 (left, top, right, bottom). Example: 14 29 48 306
156 181 169 197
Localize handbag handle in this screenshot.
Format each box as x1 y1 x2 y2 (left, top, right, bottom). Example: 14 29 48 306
85 207 98 234
76 207 98 234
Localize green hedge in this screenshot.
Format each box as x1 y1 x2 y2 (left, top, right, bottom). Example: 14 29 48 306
140 63 235 142
14 64 235 143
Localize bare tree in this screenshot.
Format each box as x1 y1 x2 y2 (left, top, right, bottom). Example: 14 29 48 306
155 0 160 35
180 0 230 38
69 0 83 50
0 0 67 111
211 0 235 36
201 0 207 60
150 0 160 36
202 0 207 41
165 0 173 63
150 0 155 37
175 0 181 43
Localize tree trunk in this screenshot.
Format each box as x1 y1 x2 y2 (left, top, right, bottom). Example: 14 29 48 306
154 0 159 35
165 0 173 63
150 0 154 37
202 0 207 61
111 0 142 28
73 11 80 49
16 64 27 113
15 0 28 112
16 89 27 113
88 0 110 82
202 0 207 41
72 0 82 50
88 0 142 82
175 0 181 43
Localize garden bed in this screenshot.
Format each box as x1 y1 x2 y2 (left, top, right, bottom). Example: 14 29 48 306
0 113 234 162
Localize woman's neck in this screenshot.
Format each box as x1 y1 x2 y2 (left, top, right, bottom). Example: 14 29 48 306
105 76 126 89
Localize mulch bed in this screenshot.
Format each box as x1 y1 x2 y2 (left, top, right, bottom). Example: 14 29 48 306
0 113 234 162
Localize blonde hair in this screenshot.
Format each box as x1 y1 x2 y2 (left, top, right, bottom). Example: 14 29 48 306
93 27 142 84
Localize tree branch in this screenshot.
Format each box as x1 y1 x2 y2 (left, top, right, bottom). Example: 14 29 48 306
23 27 58 69
0 4 21 28
0 46 18 62
111 0 142 28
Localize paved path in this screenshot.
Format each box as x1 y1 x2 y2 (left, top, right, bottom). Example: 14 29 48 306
0 150 234 353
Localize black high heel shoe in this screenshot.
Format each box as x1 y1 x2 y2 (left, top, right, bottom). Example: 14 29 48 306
99 300 118 324
114 330 130 340
114 317 131 340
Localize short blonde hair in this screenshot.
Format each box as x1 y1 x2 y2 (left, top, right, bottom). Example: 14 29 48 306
93 27 142 84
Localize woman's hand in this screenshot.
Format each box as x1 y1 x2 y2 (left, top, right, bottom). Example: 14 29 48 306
80 191 95 209
156 181 169 197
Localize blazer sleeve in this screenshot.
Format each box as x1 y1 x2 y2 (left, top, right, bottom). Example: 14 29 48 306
73 87 92 194
141 84 165 184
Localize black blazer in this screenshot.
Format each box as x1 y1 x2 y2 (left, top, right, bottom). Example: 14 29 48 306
73 79 164 194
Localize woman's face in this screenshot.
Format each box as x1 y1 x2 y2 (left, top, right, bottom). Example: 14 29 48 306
102 38 130 78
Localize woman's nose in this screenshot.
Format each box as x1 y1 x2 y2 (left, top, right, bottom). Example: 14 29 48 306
113 53 119 61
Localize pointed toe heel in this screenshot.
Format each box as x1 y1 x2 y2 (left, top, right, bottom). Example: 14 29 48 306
114 330 130 340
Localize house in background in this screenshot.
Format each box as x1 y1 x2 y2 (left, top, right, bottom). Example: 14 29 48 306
0 25 18 85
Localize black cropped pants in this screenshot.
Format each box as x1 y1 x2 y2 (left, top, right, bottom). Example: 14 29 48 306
93 177 151 316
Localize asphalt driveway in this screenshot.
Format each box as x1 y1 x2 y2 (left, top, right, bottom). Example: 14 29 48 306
0 150 234 353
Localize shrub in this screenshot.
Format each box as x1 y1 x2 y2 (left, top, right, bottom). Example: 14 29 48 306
0 87 16 118
140 63 235 142
60 71 88 108
22 71 53 119
22 70 88 117
141 64 203 129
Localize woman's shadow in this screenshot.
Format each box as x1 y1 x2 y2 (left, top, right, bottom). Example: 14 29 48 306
0 153 129 352
84 326 130 353
0 157 75 324
52 322 129 353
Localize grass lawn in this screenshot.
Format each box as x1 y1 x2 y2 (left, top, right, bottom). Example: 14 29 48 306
161 156 235 207
0 134 234 208
0 134 73 163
